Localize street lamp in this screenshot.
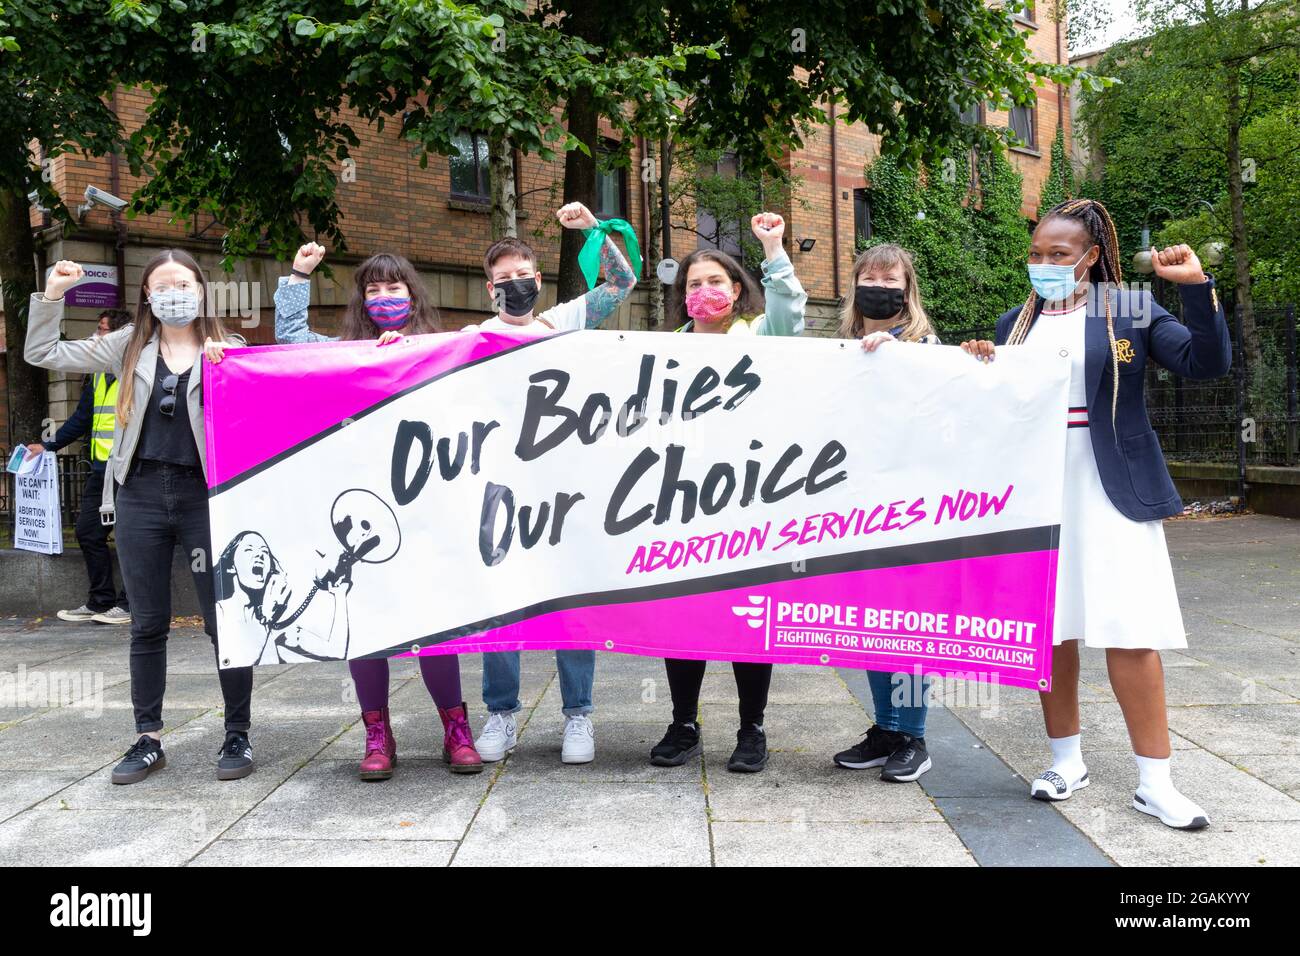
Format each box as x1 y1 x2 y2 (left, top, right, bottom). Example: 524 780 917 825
1132 201 1219 275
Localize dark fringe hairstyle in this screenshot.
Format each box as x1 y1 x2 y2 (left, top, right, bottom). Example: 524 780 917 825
339 253 441 340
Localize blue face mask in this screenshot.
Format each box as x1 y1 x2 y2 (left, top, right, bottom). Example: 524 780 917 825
1027 251 1091 302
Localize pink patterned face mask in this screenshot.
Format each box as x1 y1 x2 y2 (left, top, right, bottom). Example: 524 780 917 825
685 285 734 323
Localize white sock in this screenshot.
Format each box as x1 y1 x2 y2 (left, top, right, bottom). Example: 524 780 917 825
1135 754 1207 822
1135 754 1172 792
1046 733 1086 781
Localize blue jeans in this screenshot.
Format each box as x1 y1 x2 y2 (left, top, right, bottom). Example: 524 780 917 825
482 650 594 717
867 670 930 739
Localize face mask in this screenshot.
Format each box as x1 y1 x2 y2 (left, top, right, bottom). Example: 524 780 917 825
1027 251 1090 302
148 289 201 327
495 277 540 317
365 295 411 330
854 284 906 321
685 285 734 323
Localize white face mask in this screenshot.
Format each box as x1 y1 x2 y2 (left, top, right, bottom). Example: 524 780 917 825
149 289 201 327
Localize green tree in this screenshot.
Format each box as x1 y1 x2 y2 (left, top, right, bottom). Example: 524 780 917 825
1077 0 1300 366
865 147 1030 334
1037 123 1075 214
0 1 140 443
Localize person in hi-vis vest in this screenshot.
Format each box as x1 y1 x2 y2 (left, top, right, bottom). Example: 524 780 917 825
24 309 133 625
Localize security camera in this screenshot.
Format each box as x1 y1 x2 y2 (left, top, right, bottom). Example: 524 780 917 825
27 190 49 214
83 185 128 212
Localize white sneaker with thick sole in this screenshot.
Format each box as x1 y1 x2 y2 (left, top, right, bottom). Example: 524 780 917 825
56 605 96 623
474 712 517 762
92 606 131 625
1030 767 1090 801
561 715 596 764
1133 785 1210 830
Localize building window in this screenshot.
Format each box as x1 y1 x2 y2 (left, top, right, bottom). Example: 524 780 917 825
595 140 628 220
450 130 490 202
1014 0 1036 24
853 188 872 247
958 101 982 127
697 151 745 258
1009 102 1037 151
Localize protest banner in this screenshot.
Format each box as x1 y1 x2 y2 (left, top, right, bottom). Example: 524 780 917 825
206 329 1068 690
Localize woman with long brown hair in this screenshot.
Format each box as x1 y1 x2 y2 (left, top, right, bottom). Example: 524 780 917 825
274 243 483 778
25 249 256 785
960 198 1231 830
649 212 807 774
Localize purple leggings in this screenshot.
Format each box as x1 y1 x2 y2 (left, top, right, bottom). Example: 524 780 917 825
350 655 462 712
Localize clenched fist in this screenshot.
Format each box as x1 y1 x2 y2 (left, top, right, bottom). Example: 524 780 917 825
44 260 84 300
291 243 327 282
751 212 786 257
1150 244 1207 285
557 202 598 231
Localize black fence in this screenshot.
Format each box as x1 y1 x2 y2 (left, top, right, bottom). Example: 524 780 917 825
941 298 1298 494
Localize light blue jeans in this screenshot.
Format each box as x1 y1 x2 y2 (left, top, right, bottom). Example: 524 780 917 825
482 650 595 717
867 670 930 739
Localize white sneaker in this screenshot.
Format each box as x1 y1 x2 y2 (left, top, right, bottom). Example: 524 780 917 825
561 715 596 764
92 606 131 625
1133 784 1210 830
474 712 517 762
56 604 96 623
1030 766 1090 801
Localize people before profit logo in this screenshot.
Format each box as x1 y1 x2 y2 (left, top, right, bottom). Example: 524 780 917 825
731 595 766 628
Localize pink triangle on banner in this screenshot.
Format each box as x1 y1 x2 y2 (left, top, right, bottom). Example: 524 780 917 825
203 328 551 489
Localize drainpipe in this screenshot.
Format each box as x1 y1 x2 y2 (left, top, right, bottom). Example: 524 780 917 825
829 98 841 301
109 90 128 309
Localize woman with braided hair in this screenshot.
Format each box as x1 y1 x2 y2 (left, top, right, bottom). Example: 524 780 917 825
960 198 1231 830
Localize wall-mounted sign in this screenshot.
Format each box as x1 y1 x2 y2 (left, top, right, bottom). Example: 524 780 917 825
44 263 119 309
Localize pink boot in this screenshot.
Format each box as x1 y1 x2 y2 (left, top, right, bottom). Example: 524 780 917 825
359 708 397 780
439 702 484 774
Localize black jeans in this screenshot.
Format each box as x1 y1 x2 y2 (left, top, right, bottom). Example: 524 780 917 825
76 468 128 613
114 461 252 734
664 658 772 728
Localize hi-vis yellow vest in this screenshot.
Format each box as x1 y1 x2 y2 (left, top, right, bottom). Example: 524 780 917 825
90 373 119 463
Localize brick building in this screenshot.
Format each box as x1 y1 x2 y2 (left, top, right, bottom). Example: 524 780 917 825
4 9 1069 452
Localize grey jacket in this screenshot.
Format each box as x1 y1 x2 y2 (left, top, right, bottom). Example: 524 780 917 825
23 293 239 523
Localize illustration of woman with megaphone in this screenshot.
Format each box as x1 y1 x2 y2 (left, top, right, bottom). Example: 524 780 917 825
215 489 401 666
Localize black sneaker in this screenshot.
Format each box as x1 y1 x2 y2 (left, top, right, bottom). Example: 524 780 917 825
650 721 702 766
726 724 768 773
833 724 902 770
881 734 932 782
217 732 254 780
111 735 166 785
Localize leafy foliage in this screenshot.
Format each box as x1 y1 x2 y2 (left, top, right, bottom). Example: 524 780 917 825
865 148 1030 334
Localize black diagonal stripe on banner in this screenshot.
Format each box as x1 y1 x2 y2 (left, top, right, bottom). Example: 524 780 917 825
209 330 575 497
359 523 1060 661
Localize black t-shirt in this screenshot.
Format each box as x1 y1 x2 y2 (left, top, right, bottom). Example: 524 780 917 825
137 353 200 466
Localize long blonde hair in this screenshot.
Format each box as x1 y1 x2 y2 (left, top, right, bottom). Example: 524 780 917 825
1005 198 1123 427
117 249 233 423
838 243 935 341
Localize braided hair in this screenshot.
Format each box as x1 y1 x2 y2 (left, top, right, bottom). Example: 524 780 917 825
1007 198 1125 427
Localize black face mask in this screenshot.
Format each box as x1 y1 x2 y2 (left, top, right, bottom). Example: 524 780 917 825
855 284 906 322
495 277 541 317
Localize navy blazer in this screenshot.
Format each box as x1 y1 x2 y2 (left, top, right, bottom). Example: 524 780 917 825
995 279 1231 522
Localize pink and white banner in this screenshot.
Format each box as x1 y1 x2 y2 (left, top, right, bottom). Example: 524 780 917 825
205 329 1068 690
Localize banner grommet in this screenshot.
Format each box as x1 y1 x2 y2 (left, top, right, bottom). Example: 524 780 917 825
410 644 421 655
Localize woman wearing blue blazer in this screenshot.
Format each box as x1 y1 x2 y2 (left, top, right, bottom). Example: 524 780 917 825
961 198 1231 831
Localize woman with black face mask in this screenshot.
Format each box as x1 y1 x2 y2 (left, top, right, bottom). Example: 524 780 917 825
830 243 942 785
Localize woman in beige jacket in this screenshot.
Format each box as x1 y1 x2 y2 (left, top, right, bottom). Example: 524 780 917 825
26 249 255 786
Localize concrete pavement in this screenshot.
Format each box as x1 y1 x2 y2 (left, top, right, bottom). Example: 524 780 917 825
0 514 1296 866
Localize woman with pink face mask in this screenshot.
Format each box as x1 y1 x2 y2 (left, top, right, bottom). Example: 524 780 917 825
650 212 808 774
